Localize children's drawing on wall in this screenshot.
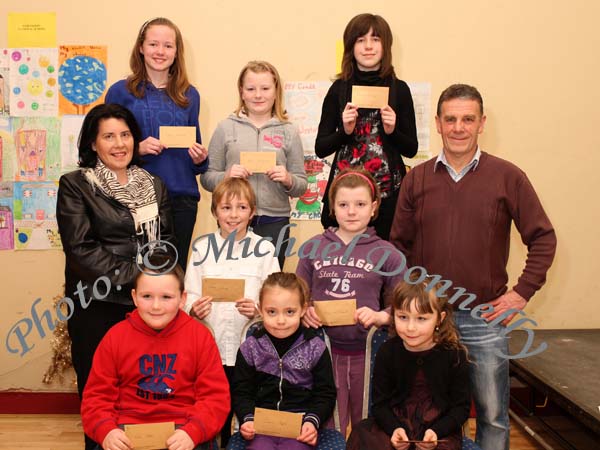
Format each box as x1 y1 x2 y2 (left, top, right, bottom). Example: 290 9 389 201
406 81 432 168
13 181 61 250
0 181 14 250
284 81 332 220
0 117 15 181
60 115 84 172
0 49 10 116
291 156 331 221
58 45 107 115
9 48 58 117
12 117 60 181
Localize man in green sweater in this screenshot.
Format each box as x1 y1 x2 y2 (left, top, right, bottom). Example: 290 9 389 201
390 84 556 450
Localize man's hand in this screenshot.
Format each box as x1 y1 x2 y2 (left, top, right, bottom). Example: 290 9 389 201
482 290 527 325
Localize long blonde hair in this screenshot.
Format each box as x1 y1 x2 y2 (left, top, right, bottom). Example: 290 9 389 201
235 61 288 122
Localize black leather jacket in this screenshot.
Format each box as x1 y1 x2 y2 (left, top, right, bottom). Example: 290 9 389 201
56 169 176 305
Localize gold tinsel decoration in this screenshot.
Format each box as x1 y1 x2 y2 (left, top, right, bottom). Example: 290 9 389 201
42 288 76 386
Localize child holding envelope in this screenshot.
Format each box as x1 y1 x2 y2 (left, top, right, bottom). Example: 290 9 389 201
81 254 229 450
296 168 405 435
106 17 208 269
184 178 279 447
201 61 307 268
315 13 418 240
347 274 470 450
233 272 337 449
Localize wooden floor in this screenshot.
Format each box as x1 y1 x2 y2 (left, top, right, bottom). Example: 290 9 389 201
0 415 547 450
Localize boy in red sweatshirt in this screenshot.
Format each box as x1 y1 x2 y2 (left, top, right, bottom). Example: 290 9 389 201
81 254 229 450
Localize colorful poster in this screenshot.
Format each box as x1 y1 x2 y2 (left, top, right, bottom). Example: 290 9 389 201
13 181 61 250
12 116 61 181
0 182 14 250
0 117 15 181
58 45 108 115
284 81 332 221
60 115 84 172
9 48 59 117
0 49 9 116
7 12 57 48
406 81 432 168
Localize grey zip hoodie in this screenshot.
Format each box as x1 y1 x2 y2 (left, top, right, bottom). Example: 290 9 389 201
201 114 307 216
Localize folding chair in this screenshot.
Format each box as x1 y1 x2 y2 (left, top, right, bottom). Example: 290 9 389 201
226 321 346 450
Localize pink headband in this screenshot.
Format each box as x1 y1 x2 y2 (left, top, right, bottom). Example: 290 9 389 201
336 172 376 197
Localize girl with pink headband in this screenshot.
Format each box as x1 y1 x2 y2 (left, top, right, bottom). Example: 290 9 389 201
296 167 405 435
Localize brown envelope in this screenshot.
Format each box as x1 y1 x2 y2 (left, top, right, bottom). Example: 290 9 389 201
351 85 389 109
159 126 196 148
202 277 245 302
313 299 357 326
240 151 276 173
123 422 175 450
254 407 303 439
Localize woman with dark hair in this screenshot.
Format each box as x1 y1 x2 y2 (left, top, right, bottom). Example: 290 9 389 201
106 17 208 269
315 13 418 240
56 103 175 450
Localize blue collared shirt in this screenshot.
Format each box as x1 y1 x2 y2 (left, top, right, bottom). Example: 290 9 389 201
434 148 482 182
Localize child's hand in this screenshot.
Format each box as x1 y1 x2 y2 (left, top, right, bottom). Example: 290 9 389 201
240 421 255 440
380 105 397 135
166 429 194 450
390 427 410 450
236 298 258 319
355 307 391 328
188 143 208 165
140 136 165 156
266 166 292 189
226 164 251 179
342 102 359 134
102 428 132 450
297 421 318 446
415 429 438 449
190 296 213 320
302 306 322 328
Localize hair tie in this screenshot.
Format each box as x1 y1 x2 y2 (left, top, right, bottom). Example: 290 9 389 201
336 172 375 196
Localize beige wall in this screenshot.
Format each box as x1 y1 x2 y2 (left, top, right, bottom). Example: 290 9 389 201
0 0 598 391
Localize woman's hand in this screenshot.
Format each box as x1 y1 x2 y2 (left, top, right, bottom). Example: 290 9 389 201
342 102 359 134
266 166 292 189
190 296 213 320
225 164 251 179
380 105 396 135
188 143 208 165
140 137 165 156
302 306 322 328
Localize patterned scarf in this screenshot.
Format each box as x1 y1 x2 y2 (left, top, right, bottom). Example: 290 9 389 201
84 160 160 245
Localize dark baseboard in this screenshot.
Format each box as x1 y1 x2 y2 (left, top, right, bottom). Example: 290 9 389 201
0 392 80 414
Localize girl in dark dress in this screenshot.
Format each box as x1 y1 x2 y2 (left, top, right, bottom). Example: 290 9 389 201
348 275 471 450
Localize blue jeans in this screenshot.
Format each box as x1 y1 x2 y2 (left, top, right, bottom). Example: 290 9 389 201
454 310 510 450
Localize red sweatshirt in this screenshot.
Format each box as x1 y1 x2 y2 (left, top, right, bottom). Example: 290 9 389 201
81 310 229 446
